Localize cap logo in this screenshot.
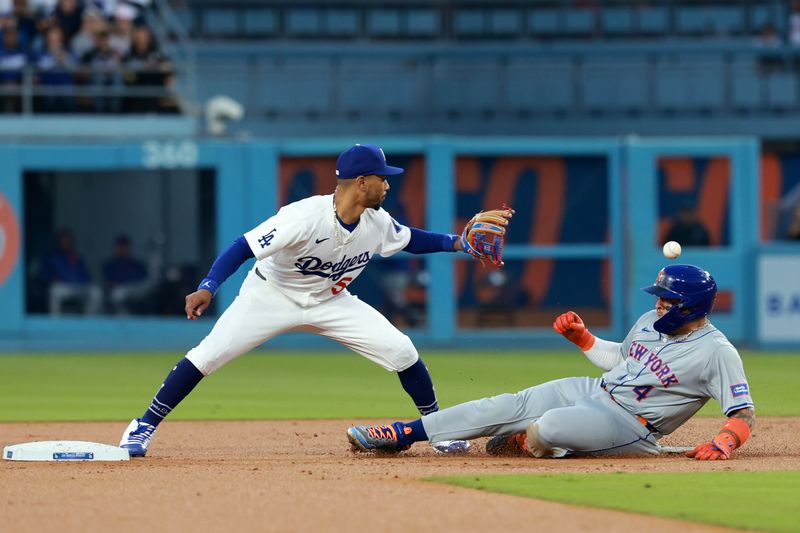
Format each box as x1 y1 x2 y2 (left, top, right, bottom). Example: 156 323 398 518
378 148 386 162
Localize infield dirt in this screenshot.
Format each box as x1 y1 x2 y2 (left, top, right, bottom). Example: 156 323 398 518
2 417 797 533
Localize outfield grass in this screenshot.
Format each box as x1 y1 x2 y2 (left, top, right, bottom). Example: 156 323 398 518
0 351 797 421
431 471 800 533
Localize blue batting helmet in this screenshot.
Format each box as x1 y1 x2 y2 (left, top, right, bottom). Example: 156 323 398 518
641 264 717 334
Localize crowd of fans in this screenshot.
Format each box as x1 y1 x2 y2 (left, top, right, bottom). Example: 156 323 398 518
0 0 178 114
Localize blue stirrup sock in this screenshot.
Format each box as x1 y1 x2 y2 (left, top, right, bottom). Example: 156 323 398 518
397 358 439 415
391 419 428 448
140 358 204 427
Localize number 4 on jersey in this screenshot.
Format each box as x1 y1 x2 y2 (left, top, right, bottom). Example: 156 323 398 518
632 385 654 401
331 277 353 295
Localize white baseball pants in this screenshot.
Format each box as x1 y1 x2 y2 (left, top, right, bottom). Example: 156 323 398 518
186 270 419 375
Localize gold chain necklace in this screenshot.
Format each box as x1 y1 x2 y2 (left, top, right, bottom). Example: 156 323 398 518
332 195 361 248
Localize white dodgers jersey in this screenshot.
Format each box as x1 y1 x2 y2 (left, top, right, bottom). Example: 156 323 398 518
601 310 755 435
243 194 411 307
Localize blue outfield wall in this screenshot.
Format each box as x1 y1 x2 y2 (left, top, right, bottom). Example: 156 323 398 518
0 135 788 351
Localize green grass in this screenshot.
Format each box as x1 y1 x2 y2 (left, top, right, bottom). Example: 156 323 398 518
0 350 797 421
431 471 800 533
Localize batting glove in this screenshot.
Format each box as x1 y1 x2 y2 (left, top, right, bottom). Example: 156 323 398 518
686 417 751 461
553 311 596 351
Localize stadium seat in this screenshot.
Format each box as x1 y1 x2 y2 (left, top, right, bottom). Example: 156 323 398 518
637 6 668 34
507 58 572 113
256 59 333 117
528 9 560 37
654 55 725 112
488 9 522 37
713 6 745 35
730 57 761 110
287 8 323 36
368 9 402 36
766 73 798 109
338 58 421 117
564 8 596 37
581 57 647 113
432 58 500 116
454 10 485 37
243 9 278 37
195 60 249 106
202 9 238 36
406 9 438 37
683 5 744 36
602 8 634 35
326 9 359 36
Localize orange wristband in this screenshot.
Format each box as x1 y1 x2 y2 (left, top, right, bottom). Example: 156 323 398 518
574 329 596 352
717 417 751 450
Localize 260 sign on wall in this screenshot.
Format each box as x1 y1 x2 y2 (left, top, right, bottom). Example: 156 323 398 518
0 192 20 286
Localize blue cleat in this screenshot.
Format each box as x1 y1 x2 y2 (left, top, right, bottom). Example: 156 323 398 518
119 418 157 457
347 424 407 453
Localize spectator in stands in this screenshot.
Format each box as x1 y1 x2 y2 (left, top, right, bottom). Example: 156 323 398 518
34 24 76 112
109 3 135 56
93 0 146 20
784 205 800 240
103 234 150 314
757 22 781 48
70 6 104 60
665 204 711 247
80 26 122 112
0 23 26 112
122 24 170 113
8 0 38 50
756 23 785 74
40 228 103 315
790 0 800 46
51 0 82 42
31 0 57 15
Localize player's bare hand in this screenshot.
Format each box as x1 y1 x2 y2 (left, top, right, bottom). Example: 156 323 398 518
185 289 213 320
553 311 595 351
685 441 729 460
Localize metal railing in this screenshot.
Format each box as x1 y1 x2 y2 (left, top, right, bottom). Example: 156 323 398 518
0 66 180 115
146 0 198 116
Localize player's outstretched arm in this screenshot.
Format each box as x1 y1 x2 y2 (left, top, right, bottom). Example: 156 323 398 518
685 407 755 460
185 236 255 320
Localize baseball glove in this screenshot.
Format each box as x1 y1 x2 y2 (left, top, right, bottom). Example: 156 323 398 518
459 205 514 267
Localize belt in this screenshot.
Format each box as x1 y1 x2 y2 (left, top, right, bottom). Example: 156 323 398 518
601 381 660 434
255 267 267 281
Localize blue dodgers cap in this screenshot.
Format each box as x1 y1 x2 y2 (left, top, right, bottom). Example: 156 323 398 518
335 144 404 179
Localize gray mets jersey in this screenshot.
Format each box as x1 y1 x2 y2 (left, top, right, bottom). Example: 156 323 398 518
602 310 754 435
420 310 754 456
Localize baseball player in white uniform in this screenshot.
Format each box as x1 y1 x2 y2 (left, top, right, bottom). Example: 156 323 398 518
348 264 756 460
120 144 508 457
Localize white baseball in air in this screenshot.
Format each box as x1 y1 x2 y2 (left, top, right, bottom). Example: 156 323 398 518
663 241 682 259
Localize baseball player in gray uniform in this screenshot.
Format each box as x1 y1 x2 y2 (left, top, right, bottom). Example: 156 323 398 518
119 143 512 457
348 264 755 460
